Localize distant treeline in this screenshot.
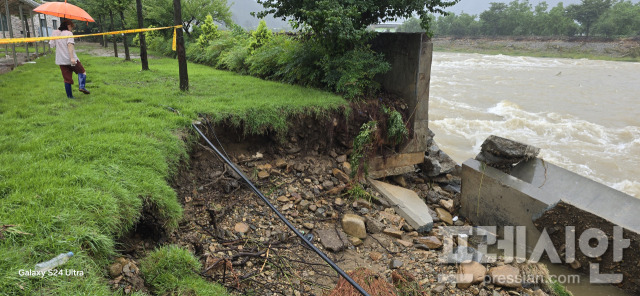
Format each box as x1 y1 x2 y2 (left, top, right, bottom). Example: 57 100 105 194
397 0 640 38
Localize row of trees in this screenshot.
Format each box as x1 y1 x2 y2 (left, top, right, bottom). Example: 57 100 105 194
398 0 640 38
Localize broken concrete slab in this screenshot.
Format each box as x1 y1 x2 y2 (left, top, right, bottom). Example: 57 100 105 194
475 135 540 172
368 152 423 179
368 178 434 233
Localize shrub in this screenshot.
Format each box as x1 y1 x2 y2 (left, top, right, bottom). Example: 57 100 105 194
275 39 325 87
384 106 408 145
217 42 250 73
197 14 221 47
246 34 290 79
249 20 272 53
321 46 390 100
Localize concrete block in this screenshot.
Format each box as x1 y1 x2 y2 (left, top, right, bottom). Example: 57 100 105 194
368 178 433 233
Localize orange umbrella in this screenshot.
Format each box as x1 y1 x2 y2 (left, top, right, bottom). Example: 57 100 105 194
33 1 95 23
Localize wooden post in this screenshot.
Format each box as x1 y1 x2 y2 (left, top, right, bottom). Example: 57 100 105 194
119 10 129 61
19 5 29 61
5 0 17 68
136 0 148 70
173 0 188 91
109 11 117 57
2 12 7 56
29 9 38 56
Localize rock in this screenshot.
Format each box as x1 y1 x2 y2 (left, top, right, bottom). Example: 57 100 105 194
332 168 350 183
383 228 404 239
341 214 367 239
342 162 352 175
435 208 453 225
443 184 461 194
415 236 443 249
258 171 270 179
532 290 548 296
422 157 443 177
365 218 385 234
457 262 487 289
389 259 404 269
309 204 317 212
281 203 293 211
369 251 383 261
334 198 345 206
303 222 314 230
349 236 363 246
277 195 289 202
353 199 373 209
393 175 407 187
489 265 522 288
109 262 123 278
298 200 311 211
447 246 484 264
330 150 338 158
275 158 287 168
569 260 581 270
322 180 335 190
336 155 347 163
235 222 250 233
396 239 413 248
475 135 540 172
316 229 350 252
439 199 455 213
432 284 446 293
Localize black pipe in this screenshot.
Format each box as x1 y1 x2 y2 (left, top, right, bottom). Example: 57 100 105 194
192 123 370 296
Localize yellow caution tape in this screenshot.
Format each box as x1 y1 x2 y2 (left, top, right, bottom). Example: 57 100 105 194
0 25 183 51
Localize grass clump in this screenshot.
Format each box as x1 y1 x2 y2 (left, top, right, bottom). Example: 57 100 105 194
0 47 345 294
140 245 227 295
349 121 378 178
549 279 573 296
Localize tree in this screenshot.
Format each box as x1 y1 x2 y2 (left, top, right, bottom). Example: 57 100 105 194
593 0 640 37
397 17 425 33
254 0 460 51
567 0 613 37
480 2 509 36
546 2 579 36
144 0 232 37
136 0 149 70
173 0 189 91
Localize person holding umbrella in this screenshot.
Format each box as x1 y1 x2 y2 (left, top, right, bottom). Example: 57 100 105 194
50 19 90 99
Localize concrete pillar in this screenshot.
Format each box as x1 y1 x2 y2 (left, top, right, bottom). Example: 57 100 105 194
4 0 17 68
29 9 37 56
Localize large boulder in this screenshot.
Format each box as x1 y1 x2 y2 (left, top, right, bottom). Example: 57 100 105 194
475 135 540 172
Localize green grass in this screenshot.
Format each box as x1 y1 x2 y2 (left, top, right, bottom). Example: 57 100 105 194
549 279 574 296
0 48 345 295
433 43 640 62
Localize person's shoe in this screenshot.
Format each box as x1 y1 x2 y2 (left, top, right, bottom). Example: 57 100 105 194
64 83 75 99
78 73 90 94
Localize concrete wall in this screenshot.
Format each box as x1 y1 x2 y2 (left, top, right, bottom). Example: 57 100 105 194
367 33 432 178
461 157 640 293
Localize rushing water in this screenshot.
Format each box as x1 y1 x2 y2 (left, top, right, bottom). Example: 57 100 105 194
429 52 640 199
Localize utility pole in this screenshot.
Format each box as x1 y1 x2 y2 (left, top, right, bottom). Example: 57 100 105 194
172 0 188 91
136 0 148 70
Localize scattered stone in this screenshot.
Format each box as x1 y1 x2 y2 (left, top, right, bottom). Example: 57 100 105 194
457 261 487 289
332 168 350 183
342 162 352 175
435 208 454 225
415 236 443 249
341 214 367 239
109 262 123 278
277 196 289 202
309 204 317 212
275 158 287 168
569 260 581 270
365 218 385 234
489 265 522 288
396 239 413 248
322 180 335 190
443 184 461 194
281 203 293 211
353 199 373 209
432 284 446 293
334 197 345 206
369 251 383 261
303 222 314 230
349 236 363 247
316 229 350 252
383 228 404 239
298 200 310 211
258 171 270 179
336 155 347 163
447 246 484 264
439 199 455 213
235 222 249 234
389 259 404 269
532 290 548 296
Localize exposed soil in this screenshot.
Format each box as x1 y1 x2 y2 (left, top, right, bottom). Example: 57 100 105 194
111 100 559 296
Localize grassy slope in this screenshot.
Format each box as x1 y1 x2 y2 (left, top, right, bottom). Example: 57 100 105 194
0 51 344 295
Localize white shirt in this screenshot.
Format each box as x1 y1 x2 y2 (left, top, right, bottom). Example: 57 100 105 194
51 30 79 65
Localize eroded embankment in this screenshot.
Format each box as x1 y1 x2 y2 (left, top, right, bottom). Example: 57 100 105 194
109 100 561 296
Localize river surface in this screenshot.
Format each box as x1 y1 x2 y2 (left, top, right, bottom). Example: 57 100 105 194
429 52 640 199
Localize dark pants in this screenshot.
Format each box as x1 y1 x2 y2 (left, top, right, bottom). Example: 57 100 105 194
59 61 86 84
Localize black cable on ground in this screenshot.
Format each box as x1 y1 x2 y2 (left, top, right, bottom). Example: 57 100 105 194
192 123 370 296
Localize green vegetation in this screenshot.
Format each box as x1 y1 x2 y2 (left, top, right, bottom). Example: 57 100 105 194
349 121 378 178
384 106 408 146
140 245 228 295
0 49 344 294
405 0 640 38
549 278 574 296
